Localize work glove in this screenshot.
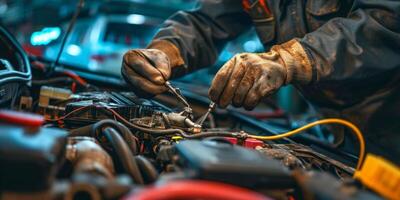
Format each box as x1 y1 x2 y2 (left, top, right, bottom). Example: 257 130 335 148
121 40 185 97
209 39 313 110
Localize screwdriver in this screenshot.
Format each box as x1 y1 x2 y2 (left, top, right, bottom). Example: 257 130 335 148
136 50 191 109
164 81 191 109
150 61 213 126
196 101 216 126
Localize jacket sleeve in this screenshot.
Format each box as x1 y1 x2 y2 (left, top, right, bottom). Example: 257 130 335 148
152 0 252 76
299 0 400 84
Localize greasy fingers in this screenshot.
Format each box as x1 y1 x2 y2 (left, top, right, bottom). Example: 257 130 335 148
209 53 287 110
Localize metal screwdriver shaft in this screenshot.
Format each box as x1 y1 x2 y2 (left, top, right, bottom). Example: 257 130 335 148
165 81 191 108
197 101 216 127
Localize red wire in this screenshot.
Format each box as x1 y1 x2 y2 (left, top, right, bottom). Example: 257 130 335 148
31 61 46 72
71 82 77 93
259 0 272 15
106 107 133 126
140 142 145 153
46 105 90 122
124 180 270 200
62 70 87 86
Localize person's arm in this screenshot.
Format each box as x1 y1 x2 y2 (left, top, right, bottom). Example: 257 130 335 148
208 0 400 110
299 0 400 85
151 0 252 77
122 0 251 97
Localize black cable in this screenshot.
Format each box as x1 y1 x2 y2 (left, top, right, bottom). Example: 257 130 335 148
128 121 243 139
182 132 240 139
203 137 234 144
127 119 241 139
104 108 242 139
33 76 99 92
32 77 74 85
103 127 144 184
128 122 186 136
134 155 158 184
49 0 85 75
104 108 186 136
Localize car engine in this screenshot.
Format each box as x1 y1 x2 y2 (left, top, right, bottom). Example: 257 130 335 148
0 19 390 200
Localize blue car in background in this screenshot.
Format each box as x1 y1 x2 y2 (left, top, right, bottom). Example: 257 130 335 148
44 14 162 77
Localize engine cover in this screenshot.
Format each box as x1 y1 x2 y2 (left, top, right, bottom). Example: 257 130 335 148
174 140 295 189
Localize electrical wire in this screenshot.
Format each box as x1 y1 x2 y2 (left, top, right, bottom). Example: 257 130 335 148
247 118 365 170
32 77 75 85
105 107 244 139
105 108 186 135
61 70 87 86
56 106 365 170
46 105 90 122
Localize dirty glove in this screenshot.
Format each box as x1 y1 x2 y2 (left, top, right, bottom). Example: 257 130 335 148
122 40 185 97
209 39 313 110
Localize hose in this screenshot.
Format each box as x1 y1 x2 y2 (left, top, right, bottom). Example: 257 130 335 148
69 119 139 155
103 127 144 184
135 155 158 183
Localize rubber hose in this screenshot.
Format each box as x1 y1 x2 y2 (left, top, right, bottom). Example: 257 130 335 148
135 155 158 183
69 125 93 137
69 120 138 155
103 127 144 184
92 120 139 155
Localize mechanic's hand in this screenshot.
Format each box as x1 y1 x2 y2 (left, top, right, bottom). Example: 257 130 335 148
122 40 185 97
208 39 313 110
209 52 286 110
122 49 171 96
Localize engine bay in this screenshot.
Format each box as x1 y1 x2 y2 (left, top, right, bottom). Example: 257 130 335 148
1 85 383 200
0 22 389 200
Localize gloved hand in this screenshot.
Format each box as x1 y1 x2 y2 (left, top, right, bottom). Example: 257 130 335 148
209 39 313 110
122 40 185 97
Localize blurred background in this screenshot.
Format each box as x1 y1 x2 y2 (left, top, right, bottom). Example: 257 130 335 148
0 0 307 114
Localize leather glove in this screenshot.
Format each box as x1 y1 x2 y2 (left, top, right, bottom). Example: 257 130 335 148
209 39 313 110
121 40 185 97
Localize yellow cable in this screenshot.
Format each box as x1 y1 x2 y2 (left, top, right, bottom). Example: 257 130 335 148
248 118 365 171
